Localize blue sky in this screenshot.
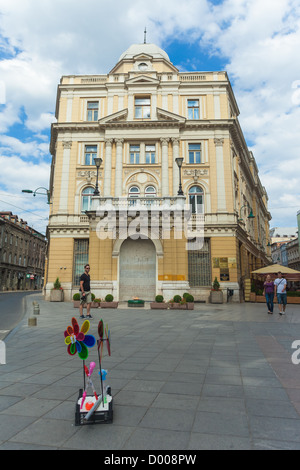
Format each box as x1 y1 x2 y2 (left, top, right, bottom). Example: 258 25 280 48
0 0 300 235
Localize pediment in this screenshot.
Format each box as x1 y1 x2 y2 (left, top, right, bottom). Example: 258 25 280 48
125 75 160 86
98 108 128 125
133 53 153 61
156 107 186 123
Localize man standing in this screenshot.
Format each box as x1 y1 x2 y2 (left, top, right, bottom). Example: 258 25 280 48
274 271 287 315
79 264 92 319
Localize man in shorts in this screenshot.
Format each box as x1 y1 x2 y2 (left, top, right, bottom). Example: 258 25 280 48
79 264 92 319
274 271 287 315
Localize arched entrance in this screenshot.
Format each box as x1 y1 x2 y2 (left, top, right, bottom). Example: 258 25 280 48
119 238 156 301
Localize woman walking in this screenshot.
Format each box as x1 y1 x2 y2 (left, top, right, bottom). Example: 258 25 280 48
263 274 275 314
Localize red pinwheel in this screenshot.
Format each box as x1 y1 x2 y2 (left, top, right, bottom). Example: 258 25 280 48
64 318 96 360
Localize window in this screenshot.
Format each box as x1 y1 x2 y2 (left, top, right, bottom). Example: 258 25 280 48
128 186 140 205
81 187 95 212
138 63 148 71
145 186 156 197
188 100 200 120
87 101 99 121
84 145 97 165
145 145 156 164
188 143 201 164
145 186 156 206
189 186 204 214
73 239 89 286
135 97 151 119
130 145 140 164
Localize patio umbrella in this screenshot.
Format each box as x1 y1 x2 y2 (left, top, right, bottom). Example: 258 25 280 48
251 264 300 280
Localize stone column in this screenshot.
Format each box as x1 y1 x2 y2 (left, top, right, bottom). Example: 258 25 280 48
103 139 113 197
171 138 180 196
114 138 124 198
160 138 169 197
214 138 227 212
59 140 72 211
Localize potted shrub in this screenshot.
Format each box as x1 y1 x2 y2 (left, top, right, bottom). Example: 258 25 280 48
100 294 118 308
93 298 101 307
183 292 195 310
73 292 81 308
150 294 169 309
169 295 186 309
50 277 64 302
210 278 223 304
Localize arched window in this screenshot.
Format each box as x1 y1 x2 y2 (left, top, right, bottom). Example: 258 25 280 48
145 186 156 197
81 187 95 213
144 185 156 206
128 186 140 206
188 185 204 214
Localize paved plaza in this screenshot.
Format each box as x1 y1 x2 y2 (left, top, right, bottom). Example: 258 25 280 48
1 294 300 450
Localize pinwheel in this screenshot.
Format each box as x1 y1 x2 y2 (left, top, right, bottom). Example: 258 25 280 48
64 318 96 360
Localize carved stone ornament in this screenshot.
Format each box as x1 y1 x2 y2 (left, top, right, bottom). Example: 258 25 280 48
62 141 72 149
183 169 208 176
214 138 224 147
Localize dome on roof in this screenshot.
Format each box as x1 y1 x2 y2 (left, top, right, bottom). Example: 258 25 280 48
119 43 170 62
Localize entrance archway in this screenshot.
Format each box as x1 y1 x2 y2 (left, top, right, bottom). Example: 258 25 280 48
119 238 156 301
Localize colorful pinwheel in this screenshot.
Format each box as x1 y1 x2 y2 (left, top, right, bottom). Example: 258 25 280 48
64 317 96 360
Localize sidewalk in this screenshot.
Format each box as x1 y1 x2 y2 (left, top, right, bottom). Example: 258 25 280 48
1 295 300 450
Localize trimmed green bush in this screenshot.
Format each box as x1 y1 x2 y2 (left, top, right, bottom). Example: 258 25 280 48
173 295 182 303
53 277 61 289
105 294 114 302
155 295 164 303
91 293 95 301
73 293 80 301
287 291 300 297
185 294 194 302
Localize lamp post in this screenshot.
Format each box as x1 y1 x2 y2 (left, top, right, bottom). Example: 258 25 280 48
22 187 51 204
175 157 184 196
238 203 255 221
93 157 102 196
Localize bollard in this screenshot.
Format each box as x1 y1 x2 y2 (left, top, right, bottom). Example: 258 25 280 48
33 303 40 315
28 317 37 326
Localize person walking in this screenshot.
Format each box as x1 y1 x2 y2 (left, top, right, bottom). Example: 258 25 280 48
263 274 274 314
274 271 287 315
79 264 92 319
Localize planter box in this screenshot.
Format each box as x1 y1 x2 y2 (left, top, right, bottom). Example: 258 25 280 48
150 302 169 309
249 293 256 302
186 302 194 310
128 300 145 307
210 291 223 304
100 302 118 308
50 289 64 302
73 301 99 308
169 303 187 309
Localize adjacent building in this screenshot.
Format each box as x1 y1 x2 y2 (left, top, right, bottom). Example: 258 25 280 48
0 212 47 291
45 43 271 302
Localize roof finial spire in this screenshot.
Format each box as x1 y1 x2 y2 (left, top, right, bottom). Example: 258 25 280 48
144 27 147 44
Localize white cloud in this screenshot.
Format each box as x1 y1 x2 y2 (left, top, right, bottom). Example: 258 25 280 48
0 0 299 228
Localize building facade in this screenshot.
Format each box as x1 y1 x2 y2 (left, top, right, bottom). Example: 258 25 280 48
46 43 271 302
0 212 47 291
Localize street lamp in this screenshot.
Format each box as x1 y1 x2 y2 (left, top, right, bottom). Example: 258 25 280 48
175 157 184 196
238 203 255 221
22 187 51 204
93 157 102 196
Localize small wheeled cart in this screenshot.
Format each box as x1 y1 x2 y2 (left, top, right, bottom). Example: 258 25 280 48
75 386 113 426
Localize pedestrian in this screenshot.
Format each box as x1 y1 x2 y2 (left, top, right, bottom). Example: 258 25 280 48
79 264 92 319
263 274 274 314
274 271 287 315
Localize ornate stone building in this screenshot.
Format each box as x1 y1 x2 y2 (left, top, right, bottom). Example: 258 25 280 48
0 212 46 291
45 43 271 302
